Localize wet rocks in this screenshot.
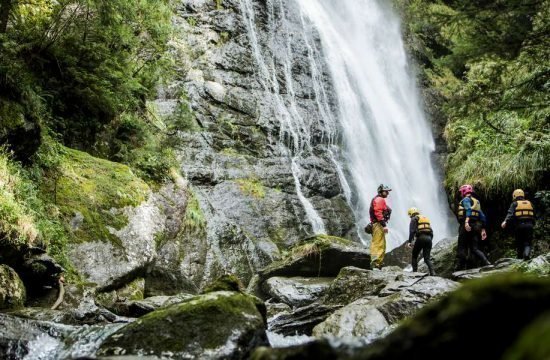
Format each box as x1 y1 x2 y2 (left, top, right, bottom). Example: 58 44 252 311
262 277 332 308
311 267 458 340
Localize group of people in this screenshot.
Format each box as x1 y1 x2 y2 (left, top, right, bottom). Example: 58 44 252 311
366 183 536 275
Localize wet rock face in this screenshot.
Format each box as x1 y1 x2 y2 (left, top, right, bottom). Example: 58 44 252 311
0 265 26 310
98 291 268 359
147 0 357 289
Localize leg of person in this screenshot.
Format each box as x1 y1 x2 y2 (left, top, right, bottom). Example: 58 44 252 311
411 241 421 272
456 224 468 270
517 222 534 260
370 223 386 269
419 234 435 276
514 231 523 259
470 222 491 266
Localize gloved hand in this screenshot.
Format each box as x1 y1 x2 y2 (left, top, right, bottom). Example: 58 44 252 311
406 242 412 249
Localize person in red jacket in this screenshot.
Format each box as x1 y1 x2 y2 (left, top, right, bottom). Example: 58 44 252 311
369 184 392 269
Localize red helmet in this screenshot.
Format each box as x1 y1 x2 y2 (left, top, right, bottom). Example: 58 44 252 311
459 184 473 197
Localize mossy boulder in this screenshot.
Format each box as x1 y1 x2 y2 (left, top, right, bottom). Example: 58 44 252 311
98 291 268 359
258 235 370 281
44 147 169 289
49 146 149 246
0 265 26 310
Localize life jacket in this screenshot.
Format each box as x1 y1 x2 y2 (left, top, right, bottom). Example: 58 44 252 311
369 196 391 223
417 215 432 233
458 197 481 220
514 200 534 220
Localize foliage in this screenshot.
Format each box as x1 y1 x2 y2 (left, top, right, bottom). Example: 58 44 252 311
398 0 550 197
1 0 173 148
0 150 39 248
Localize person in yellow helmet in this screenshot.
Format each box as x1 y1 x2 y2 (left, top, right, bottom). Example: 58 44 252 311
501 189 536 260
405 207 434 276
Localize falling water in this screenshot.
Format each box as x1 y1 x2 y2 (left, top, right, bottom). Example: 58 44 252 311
295 0 453 248
238 0 340 234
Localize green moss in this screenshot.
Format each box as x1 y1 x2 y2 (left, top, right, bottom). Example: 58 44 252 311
220 147 240 156
98 291 265 356
183 189 206 235
202 274 244 293
290 235 352 258
41 146 149 246
0 151 39 248
504 312 550 360
235 178 265 199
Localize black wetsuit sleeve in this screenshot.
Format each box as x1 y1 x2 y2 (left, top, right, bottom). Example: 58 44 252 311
408 216 418 243
505 202 516 223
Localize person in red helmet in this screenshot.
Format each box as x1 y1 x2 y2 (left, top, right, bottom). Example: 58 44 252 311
456 184 491 270
368 184 392 269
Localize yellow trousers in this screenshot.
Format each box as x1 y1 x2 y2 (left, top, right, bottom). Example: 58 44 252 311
370 222 386 268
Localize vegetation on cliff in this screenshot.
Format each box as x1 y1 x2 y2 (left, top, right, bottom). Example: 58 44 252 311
0 0 183 272
397 0 549 196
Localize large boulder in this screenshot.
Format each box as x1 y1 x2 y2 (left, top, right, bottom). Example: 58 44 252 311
0 265 26 310
262 276 333 308
313 270 458 340
321 267 414 306
98 291 268 359
258 236 370 281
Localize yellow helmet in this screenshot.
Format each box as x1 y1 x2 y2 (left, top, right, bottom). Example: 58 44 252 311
513 189 525 200
407 207 420 217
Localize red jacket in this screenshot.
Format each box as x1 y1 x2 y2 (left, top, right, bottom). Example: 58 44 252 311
369 196 390 226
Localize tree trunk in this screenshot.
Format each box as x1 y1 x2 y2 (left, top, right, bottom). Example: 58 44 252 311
0 0 14 34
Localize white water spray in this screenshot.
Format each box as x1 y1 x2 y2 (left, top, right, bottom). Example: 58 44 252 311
296 0 453 248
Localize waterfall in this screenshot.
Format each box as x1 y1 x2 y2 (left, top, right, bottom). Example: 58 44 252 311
295 0 453 248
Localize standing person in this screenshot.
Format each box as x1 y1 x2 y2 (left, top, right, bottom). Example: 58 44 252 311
369 184 392 269
501 189 536 260
406 207 435 276
456 184 491 270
